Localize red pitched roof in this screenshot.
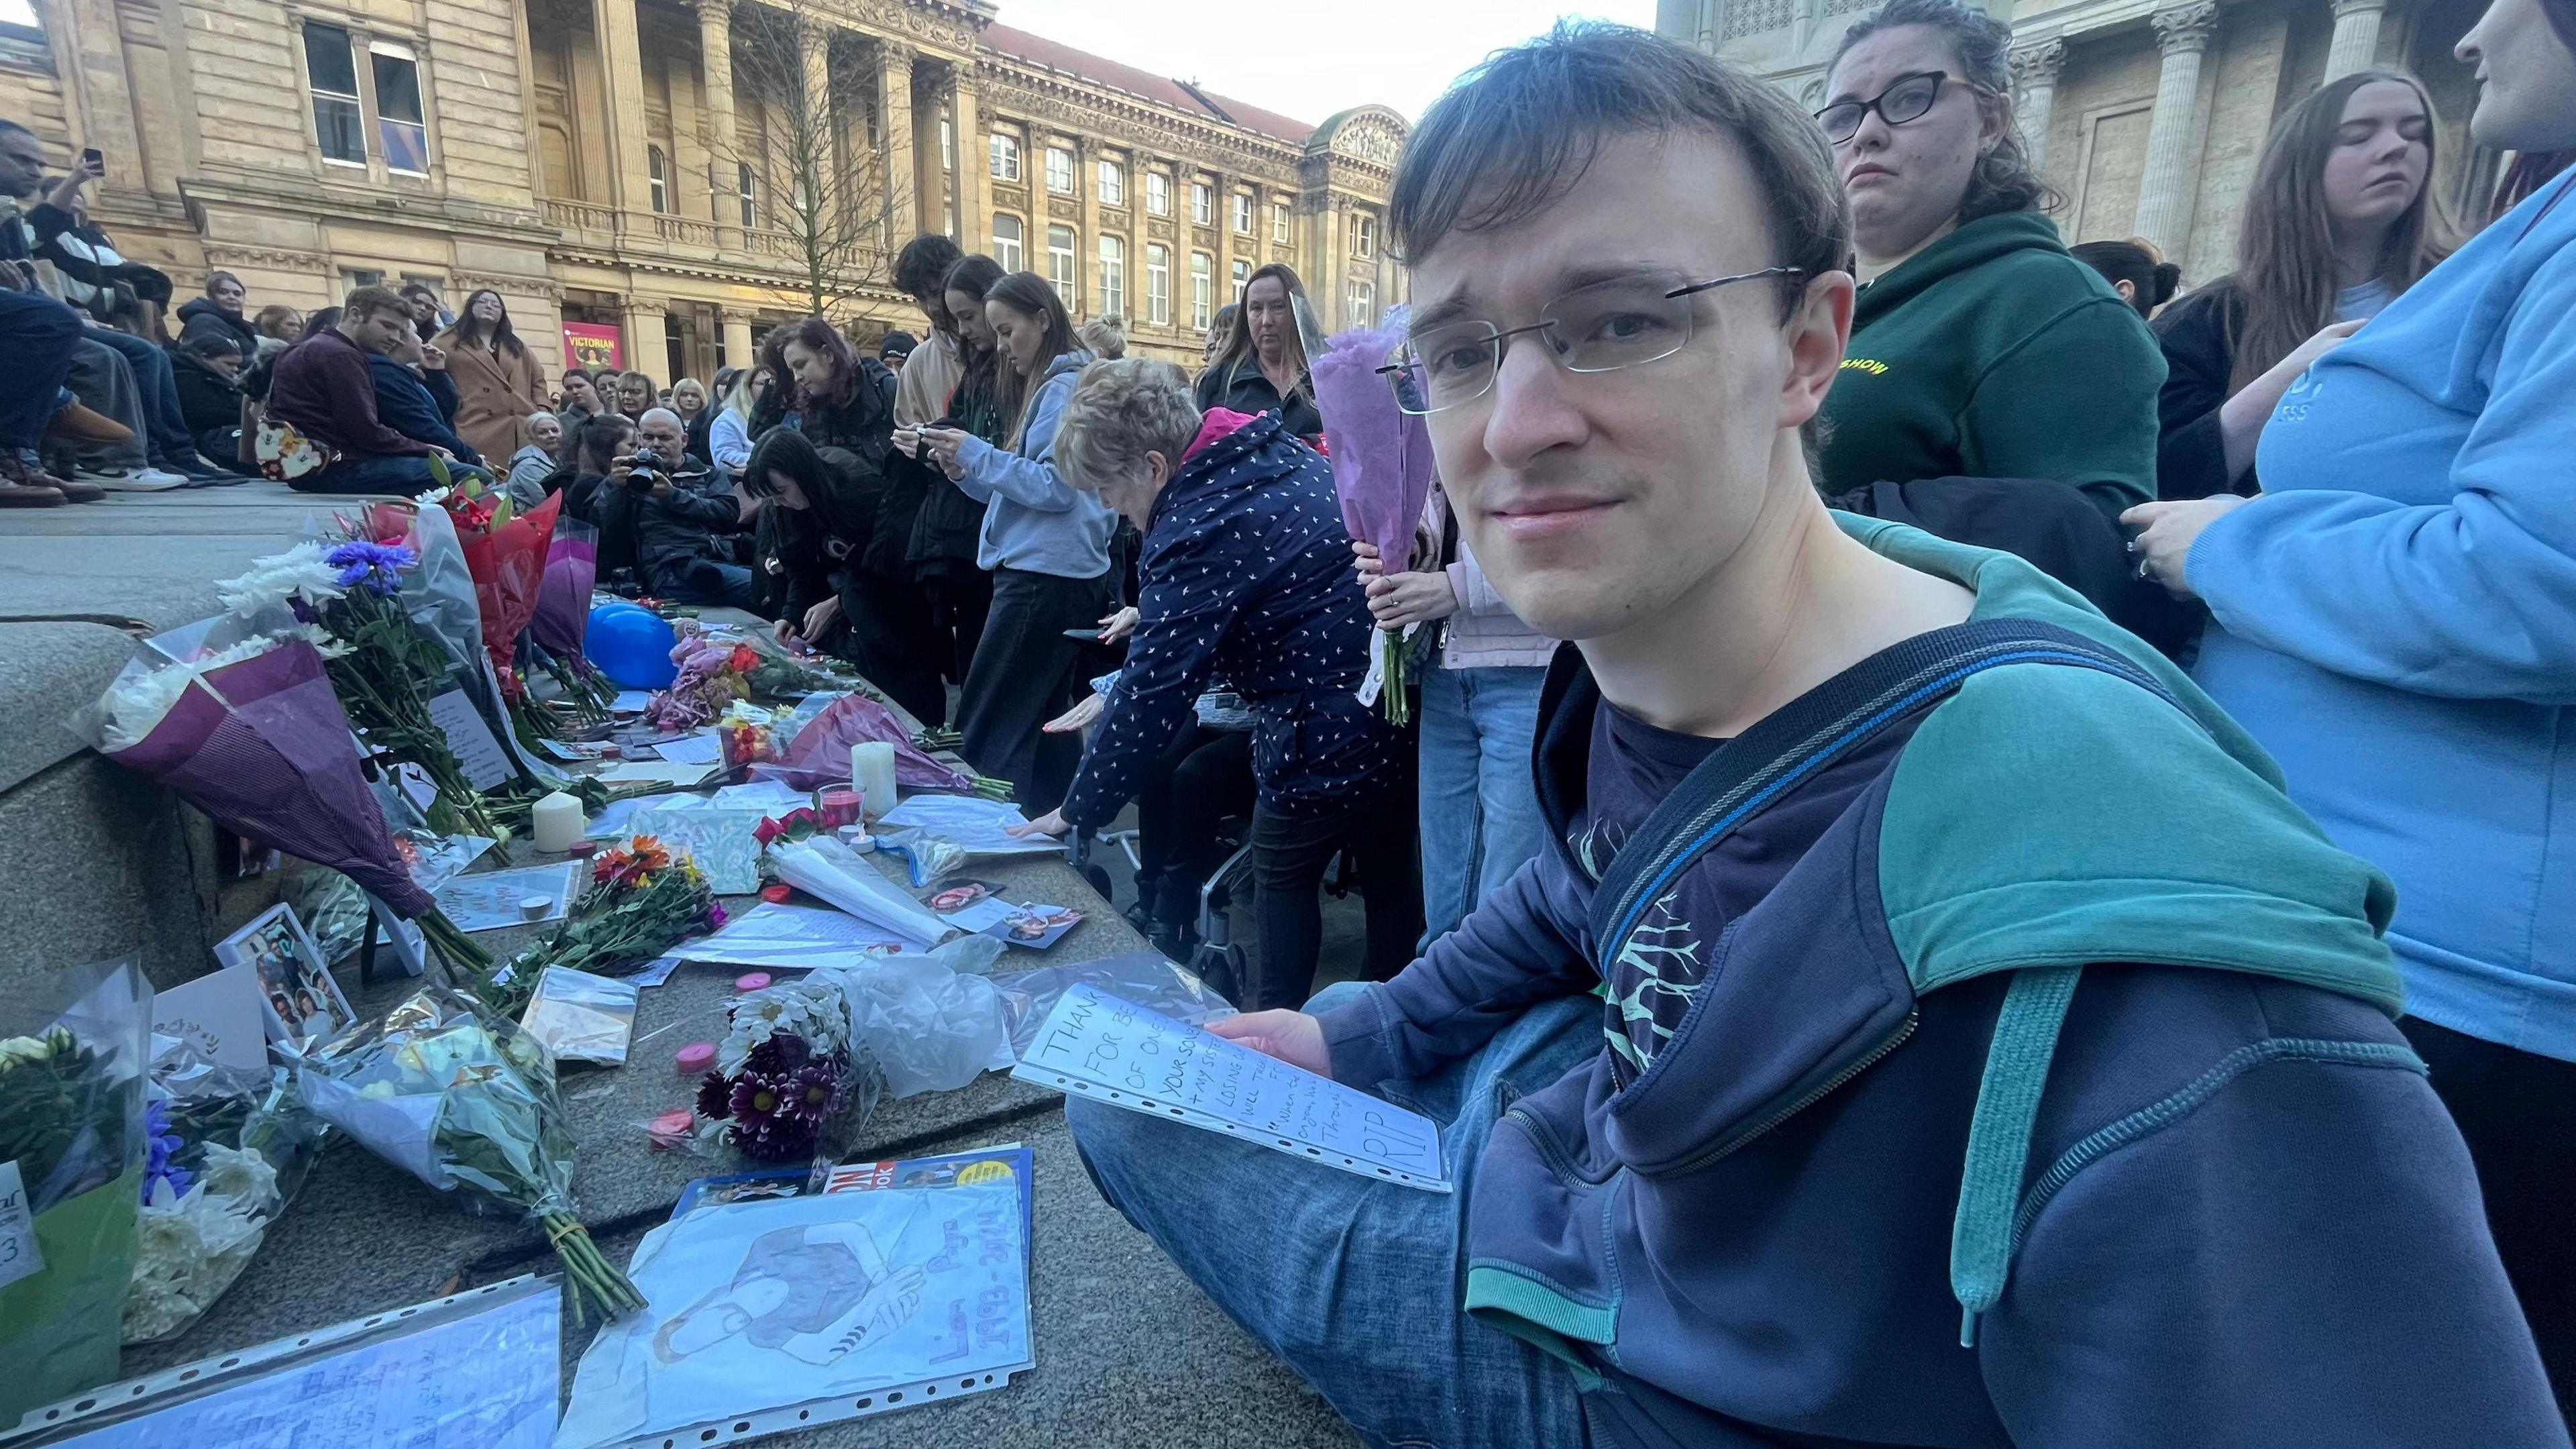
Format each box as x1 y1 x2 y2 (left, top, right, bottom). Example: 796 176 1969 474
978 23 1318 144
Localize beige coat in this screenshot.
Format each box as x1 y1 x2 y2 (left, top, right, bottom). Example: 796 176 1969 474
431 328 549 467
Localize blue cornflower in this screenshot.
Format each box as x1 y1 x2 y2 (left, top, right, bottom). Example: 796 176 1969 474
142 1099 193 1204
326 541 417 595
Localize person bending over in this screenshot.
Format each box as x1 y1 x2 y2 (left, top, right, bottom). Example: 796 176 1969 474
1065 24 2563 1449
1012 359 1419 1008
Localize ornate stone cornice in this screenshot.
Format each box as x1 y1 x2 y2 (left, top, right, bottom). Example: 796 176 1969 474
2151 1 2220 54
200 244 331 272
2329 0 2389 17
2007 38 2066 87
975 64 1302 185
453 270 564 300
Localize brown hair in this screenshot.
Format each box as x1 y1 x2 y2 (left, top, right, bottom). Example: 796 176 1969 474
1830 0 2057 225
1203 262 1313 405
982 270 1082 449
1391 21 1846 311
2068 237 2182 317
2229 70 2454 391
341 284 410 322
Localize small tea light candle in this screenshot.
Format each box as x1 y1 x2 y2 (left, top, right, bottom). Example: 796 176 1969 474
850 742 898 818
517 896 552 922
676 1041 716 1075
735 972 773 993
529 791 586 853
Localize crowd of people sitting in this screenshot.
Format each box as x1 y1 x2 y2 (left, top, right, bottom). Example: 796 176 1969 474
7 0 2576 1428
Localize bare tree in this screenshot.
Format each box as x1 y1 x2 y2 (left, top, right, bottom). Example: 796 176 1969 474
722 0 904 321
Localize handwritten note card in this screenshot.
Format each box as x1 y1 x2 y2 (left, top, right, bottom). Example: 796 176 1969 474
1012 985 1450 1192
0 1159 42 1290
425 689 515 791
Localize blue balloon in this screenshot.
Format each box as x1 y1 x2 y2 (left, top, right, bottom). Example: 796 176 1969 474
586 605 678 688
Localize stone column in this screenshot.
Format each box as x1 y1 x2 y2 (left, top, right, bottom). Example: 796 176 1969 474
1077 136 1106 319
1210 170 1236 308
694 0 739 239
2132 2 2218 254
798 19 835 240
877 41 916 246
2007 38 2067 173
913 60 947 237
593 0 657 221
953 76 989 250
720 309 755 371
2324 0 2389 78
622 297 671 382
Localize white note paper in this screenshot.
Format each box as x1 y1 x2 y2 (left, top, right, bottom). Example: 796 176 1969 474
424 688 516 791
0 1159 44 1291
649 731 726 765
1012 985 1451 1191
151 967 272 1074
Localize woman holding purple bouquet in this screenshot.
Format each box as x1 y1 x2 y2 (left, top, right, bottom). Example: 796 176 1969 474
1010 358 1419 1009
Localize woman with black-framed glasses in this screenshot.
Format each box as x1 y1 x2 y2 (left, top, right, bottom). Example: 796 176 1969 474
1809 0 2164 524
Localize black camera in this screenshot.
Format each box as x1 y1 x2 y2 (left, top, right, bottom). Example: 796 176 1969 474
625 447 667 492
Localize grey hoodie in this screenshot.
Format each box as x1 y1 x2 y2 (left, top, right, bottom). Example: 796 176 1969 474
950 350 1114 578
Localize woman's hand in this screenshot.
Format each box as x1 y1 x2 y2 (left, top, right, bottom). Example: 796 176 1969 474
1042 694 1103 733
799 595 841 641
1006 808 1070 839
1097 606 1140 643
2217 319 2365 481
1365 570 1458 631
2119 496 2250 600
1207 1010 1330 1075
917 427 969 480
1352 539 1385 582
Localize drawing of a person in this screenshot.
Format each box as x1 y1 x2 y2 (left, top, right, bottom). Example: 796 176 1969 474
651 1223 928 1367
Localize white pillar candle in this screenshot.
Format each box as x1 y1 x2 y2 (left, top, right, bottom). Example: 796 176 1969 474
529 790 586 853
851 741 899 818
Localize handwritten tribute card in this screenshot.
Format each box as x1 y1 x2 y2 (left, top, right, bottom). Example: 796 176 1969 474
1012 985 1450 1192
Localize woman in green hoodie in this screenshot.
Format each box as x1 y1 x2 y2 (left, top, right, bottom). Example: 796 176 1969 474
1813 0 2163 520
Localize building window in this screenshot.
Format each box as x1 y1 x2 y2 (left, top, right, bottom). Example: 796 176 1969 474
647 145 668 212
1145 172 1169 216
1189 252 1212 329
1097 158 1124 207
1231 192 1252 235
940 117 955 172
302 22 366 165
369 42 429 172
1231 258 1250 295
992 213 1024 272
1346 278 1376 327
988 131 1020 181
737 161 757 226
1352 213 1377 260
1190 181 1213 226
1145 244 1170 326
1098 234 1125 319
339 266 384 290
1045 146 1075 195
1273 202 1291 244
1047 224 1077 304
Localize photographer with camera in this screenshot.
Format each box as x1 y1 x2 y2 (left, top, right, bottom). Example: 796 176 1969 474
598 406 758 608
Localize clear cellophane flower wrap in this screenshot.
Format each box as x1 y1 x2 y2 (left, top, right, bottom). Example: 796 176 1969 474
292 985 644 1326
0 959 151 1424
67 605 488 973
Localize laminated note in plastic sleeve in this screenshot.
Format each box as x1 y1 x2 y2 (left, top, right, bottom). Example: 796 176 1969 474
519 968 642 1066
992 951 1236 1057
0 957 152 1424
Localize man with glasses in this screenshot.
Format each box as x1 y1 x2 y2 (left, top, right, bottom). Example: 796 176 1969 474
1065 22 2558 1449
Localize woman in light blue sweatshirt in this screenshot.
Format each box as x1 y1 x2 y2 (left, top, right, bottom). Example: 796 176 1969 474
918 270 1114 814
2127 0 2576 1403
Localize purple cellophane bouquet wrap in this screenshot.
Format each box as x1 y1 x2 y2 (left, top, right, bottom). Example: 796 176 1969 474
71 610 435 918
1313 319 1436 721
748 692 1002 796
531 519 598 659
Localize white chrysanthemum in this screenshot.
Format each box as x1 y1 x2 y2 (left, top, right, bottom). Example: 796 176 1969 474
417 485 452 506
199 1142 283 1217
217 542 346 618
96 635 292 752
123 1177 273 1342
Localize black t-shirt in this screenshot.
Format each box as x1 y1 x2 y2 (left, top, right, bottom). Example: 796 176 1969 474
1579 701 1920 1085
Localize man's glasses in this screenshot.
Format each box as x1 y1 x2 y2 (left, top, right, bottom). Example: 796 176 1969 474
1814 71 1979 146
1379 267 1807 417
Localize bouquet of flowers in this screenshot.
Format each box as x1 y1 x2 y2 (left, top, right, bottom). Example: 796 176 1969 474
481 835 726 1014
644 624 759 731
748 692 1012 798
122 1047 323 1343
0 960 150 1424
292 985 645 1326
527 519 616 718
70 603 490 973
691 976 883 1164
1314 317 1437 724
425 478 561 680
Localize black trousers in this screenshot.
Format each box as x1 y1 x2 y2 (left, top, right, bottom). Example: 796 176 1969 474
922 565 994 686
1134 726 1255 931
957 566 1110 816
2400 1017 2576 1421
1246 786 1423 1012
835 572 948 729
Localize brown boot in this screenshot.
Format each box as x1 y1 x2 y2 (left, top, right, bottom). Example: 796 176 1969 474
0 453 68 506
45 400 134 447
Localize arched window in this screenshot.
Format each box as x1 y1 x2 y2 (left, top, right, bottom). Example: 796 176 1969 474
647 145 667 213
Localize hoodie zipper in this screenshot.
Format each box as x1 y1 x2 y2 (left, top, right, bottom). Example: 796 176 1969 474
1646 1009 1918 1180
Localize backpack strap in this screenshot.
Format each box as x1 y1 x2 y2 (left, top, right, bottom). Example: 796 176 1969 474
1574 619 2185 1352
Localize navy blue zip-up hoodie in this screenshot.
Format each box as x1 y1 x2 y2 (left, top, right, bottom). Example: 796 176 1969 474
1314 521 2565 1447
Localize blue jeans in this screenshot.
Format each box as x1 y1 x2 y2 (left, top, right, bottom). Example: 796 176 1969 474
294 453 489 496
649 557 757 610
82 325 199 470
1417 659 1548 947
0 290 80 452
1068 981 1598 1449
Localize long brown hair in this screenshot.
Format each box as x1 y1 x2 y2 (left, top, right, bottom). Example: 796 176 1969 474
442 288 525 357
982 270 1081 449
1203 262 1313 406
2229 70 2455 391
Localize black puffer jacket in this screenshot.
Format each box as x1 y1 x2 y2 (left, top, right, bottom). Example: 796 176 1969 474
170 350 243 436
907 358 999 577
789 358 910 578
176 297 261 355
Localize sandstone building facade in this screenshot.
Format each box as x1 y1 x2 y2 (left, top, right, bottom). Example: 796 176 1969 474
0 0 1407 378
1658 0 2500 284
